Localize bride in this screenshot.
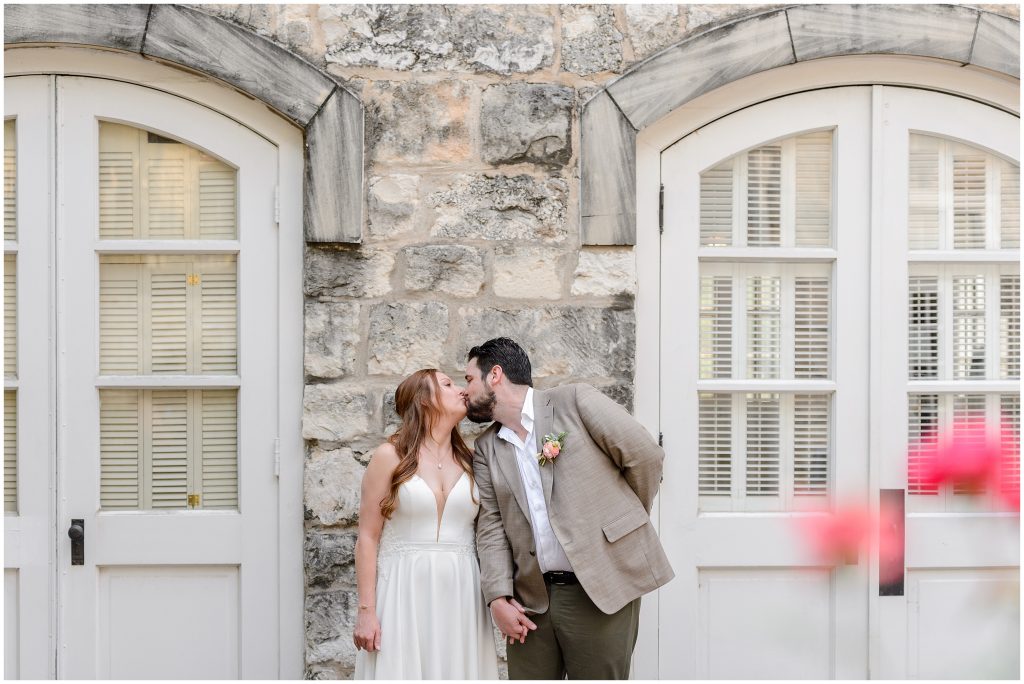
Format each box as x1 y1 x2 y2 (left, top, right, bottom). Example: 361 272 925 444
353 369 499 679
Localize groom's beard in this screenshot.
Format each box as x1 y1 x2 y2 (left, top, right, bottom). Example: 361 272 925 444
465 386 497 423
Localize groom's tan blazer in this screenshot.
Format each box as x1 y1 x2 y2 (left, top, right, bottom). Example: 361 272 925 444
473 383 674 615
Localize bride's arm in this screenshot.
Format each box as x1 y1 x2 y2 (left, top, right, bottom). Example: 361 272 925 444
353 443 399 653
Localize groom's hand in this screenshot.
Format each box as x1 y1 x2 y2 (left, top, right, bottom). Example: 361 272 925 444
490 597 536 644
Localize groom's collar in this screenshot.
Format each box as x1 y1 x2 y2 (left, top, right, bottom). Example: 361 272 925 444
496 387 534 445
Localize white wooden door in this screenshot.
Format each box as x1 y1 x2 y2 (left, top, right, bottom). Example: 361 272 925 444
873 86 1019 680
4 75 57 680
659 85 1019 678
5 75 282 679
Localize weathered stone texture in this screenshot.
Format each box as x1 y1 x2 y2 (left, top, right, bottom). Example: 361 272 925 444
321 4 554 74
403 245 485 297
429 174 569 243
481 84 573 168
560 4 624 75
625 4 685 60
456 306 635 380
571 248 636 297
305 301 360 379
685 4 776 32
493 245 565 300
305 446 365 526
368 302 450 375
365 80 473 164
302 384 372 442
368 175 419 239
306 590 358 671
305 247 394 299
305 530 358 590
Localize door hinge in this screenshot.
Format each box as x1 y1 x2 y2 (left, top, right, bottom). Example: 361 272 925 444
273 438 281 478
658 432 663 447
273 185 280 225
658 184 665 233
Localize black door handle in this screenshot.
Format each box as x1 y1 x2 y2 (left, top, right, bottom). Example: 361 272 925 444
68 519 84 565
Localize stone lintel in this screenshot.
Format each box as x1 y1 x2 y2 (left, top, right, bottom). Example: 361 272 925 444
580 91 637 246
305 87 364 243
972 12 1020 79
4 4 150 52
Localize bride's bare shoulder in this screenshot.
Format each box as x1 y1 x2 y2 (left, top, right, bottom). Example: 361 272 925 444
368 442 400 470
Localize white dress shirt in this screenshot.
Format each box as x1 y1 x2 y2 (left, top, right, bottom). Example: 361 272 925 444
496 387 573 573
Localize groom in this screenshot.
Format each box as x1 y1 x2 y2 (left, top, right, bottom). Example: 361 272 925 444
465 337 674 679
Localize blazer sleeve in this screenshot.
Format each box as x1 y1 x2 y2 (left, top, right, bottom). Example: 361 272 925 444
473 438 515 605
574 383 665 512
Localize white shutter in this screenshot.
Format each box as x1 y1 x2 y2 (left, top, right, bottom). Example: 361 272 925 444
951 393 987 495
198 156 236 239
145 154 188 239
698 393 732 496
908 393 940 496
746 275 781 378
794 131 832 247
4 255 14 378
98 123 139 239
908 135 941 249
1000 275 1020 379
794 276 829 378
4 390 15 513
200 390 238 509
700 162 733 247
100 389 141 509
1001 160 1020 249
149 390 188 509
199 262 238 374
952 152 987 249
4 119 15 242
908 275 940 378
952 275 986 379
99 264 141 374
746 145 782 246
745 393 780 496
793 394 829 496
1000 393 1020 507
699 275 732 378
150 266 190 374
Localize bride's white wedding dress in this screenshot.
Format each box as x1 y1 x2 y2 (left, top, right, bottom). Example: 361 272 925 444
355 471 499 680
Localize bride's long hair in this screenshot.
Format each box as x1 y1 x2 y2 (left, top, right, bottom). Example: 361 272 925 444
380 369 476 519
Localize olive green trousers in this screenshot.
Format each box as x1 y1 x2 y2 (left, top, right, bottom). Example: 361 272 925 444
507 582 641 680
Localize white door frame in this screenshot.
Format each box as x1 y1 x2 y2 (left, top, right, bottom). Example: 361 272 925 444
633 55 1019 679
4 49 305 678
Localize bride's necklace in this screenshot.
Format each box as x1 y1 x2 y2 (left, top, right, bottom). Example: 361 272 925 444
421 445 450 470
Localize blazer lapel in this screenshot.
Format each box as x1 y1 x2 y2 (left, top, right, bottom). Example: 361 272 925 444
534 390 555 506
492 437 531 522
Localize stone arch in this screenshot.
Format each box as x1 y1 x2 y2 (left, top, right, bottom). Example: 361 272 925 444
4 3 363 243
581 4 1020 245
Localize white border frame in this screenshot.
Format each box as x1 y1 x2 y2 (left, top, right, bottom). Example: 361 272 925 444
634 55 1019 679
4 48 305 678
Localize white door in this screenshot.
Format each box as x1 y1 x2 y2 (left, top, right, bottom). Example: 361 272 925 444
6 75 283 678
660 86 1019 678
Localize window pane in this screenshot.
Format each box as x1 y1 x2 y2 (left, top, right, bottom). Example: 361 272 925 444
100 389 238 511
746 146 782 246
4 390 15 514
952 275 986 379
4 254 14 378
99 255 237 375
747 275 780 379
98 122 237 240
794 276 830 378
793 394 830 496
1001 275 1020 379
746 393 780 496
4 119 14 242
794 131 832 247
698 393 732 496
908 275 939 378
699 276 732 378
1001 161 1019 248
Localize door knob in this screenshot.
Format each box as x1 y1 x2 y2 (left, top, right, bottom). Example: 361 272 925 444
68 519 84 565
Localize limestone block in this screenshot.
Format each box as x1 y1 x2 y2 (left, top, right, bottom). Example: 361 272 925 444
368 175 419 239
304 446 365 526
305 590 357 666
321 4 554 74
571 248 636 297
685 4 773 32
304 247 394 299
481 84 573 168
429 174 568 243
305 530 358 590
493 245 564 300
403 245 485 298
304 301 360 379
302 384 372 442
456 306 635 379
626 4 684 61
368 302 449 375
560 4 624 75
365 80 472 164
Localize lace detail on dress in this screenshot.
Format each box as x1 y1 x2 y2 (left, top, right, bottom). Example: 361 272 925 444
378 536 477 559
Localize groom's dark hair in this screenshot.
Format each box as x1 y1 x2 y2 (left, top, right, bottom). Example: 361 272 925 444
467 337 533 387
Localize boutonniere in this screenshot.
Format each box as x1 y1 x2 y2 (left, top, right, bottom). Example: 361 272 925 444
537 431 567 466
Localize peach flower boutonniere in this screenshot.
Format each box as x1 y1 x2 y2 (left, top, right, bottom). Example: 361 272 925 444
537 431 567 467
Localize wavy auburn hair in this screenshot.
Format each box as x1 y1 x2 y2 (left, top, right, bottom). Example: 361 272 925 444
380 369 476 520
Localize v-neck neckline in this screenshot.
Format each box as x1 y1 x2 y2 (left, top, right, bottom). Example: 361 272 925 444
412 471 466 541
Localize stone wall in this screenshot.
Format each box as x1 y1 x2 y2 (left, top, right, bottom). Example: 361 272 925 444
192 3 1020 679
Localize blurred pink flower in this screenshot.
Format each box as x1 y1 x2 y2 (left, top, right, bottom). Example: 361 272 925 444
798 506 871 565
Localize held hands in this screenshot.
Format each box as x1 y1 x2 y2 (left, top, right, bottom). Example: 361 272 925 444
353 608 382 653
489 597 536 645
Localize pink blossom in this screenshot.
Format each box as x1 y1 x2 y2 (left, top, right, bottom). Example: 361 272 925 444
542 442 560 460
